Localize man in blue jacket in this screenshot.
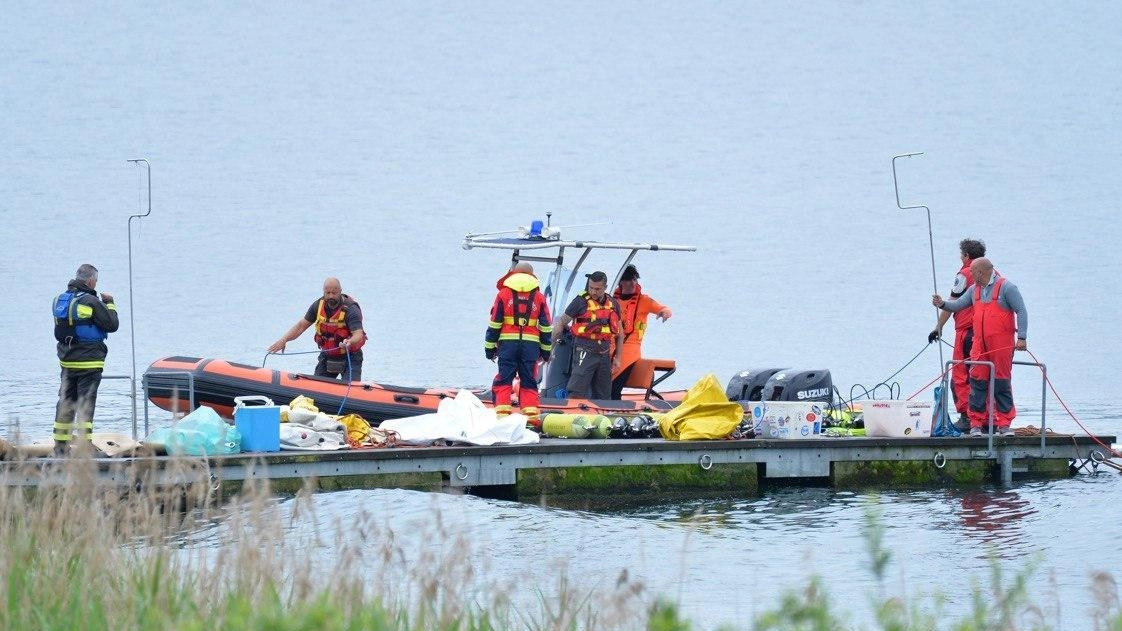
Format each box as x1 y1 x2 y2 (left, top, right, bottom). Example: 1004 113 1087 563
52 264 119 455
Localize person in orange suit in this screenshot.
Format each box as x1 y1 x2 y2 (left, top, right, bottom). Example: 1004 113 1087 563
932 257 1028 436
928 238 988 431
610 265 671 399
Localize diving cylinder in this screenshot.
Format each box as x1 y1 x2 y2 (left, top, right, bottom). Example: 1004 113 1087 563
542 414 611 439
590 415 613 438
625 413 664 438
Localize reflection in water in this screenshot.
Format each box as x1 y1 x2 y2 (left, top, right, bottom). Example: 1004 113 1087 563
109 475 1118 629
957 489 1035 554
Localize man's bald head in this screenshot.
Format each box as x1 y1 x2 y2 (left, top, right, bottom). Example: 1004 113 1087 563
969 257 994 285
512 262 534 275
323 277 343 306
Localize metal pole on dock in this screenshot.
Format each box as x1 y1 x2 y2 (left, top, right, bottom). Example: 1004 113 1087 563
126 159 152 439
892 152 944 372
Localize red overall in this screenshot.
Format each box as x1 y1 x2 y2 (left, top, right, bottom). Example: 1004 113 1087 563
949 260 977 414
967 277 1017 429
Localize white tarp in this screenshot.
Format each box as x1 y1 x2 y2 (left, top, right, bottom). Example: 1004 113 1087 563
279 423 347 451
380 390 540 446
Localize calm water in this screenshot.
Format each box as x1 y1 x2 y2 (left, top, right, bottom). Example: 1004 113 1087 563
2 2 1121 627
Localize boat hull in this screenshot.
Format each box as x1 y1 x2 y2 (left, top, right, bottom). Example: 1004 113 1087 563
145 356 680 424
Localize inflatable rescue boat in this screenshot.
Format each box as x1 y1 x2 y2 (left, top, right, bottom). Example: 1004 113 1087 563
145 356 683 424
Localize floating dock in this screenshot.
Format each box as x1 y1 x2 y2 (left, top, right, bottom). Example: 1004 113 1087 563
2 433 1116 499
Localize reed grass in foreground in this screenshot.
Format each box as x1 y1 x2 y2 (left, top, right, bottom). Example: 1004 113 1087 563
0 455 1119 630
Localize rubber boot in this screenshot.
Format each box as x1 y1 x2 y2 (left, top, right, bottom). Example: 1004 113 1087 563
523 406 541 432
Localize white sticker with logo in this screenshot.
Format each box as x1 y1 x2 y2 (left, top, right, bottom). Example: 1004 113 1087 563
952 272 968 295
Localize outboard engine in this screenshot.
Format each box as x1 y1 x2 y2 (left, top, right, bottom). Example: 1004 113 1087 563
541 332 574 398
760 369 833 403
725 368 788 402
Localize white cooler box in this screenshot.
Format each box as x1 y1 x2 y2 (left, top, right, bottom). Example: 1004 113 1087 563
751 401 825 439
862 400 933 437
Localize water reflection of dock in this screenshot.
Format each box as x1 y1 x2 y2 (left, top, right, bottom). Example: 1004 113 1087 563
958 489 1036 553
2 434 1115 498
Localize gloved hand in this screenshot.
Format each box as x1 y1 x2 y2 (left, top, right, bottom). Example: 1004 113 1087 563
927 329 941 344
485 347 496 361
539 351 551 363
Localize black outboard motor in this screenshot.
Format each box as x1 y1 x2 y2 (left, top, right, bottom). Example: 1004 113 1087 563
725 368 788 402
541 332 574 398
760 369 833 402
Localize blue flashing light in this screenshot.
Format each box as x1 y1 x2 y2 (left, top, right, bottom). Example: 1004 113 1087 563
529 220 544 237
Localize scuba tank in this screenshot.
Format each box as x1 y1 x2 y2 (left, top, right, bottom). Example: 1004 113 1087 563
541 414 612 439
613 413 660 438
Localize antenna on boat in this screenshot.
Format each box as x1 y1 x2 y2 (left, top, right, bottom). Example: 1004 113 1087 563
126 158 152 439
892 152 944 372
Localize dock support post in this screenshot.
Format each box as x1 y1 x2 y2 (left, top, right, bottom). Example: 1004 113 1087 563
998 451 1014 486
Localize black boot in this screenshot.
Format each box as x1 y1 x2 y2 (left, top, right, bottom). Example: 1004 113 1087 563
52 441 69 458
953 413 970 433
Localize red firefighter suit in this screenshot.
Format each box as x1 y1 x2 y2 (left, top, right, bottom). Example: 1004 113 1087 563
484 270 553 428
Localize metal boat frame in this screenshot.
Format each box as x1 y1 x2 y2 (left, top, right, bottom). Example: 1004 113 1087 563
462 215 695 391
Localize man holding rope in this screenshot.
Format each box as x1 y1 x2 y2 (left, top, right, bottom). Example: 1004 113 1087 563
927 238 988 431
268 277 366 381
932 257 1027 436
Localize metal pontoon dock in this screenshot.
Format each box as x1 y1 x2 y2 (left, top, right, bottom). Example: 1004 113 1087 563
3 433 1116 496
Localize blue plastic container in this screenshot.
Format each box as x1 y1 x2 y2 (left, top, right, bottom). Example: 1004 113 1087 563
233 396 281 452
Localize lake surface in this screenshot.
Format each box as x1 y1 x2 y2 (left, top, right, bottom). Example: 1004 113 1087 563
2 2 1120 627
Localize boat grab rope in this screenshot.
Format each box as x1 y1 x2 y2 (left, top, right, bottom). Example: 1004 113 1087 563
261 346 345 367
261 346 354 415
906 345 1121 459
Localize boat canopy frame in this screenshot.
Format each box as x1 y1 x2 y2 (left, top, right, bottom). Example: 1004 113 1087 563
463 218 696 390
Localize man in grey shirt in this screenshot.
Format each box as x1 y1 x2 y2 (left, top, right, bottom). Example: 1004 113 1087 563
932 257 1027 436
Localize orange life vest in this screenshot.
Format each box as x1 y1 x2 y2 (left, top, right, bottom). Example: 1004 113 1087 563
616 288 640 337
572 293 620 342
951 260 976 331
314 297 365 356
613 282 664 343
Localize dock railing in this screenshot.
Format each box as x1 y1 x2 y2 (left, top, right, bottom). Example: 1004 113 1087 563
944 358 1048 455
99 374 136 439
1014 358 1048 454
141 371 196 439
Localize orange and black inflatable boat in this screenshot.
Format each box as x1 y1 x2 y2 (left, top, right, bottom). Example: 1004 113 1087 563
145 356 682 424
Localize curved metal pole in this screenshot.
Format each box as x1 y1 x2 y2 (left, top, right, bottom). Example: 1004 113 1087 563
892 152 944 372
126 158 151 439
